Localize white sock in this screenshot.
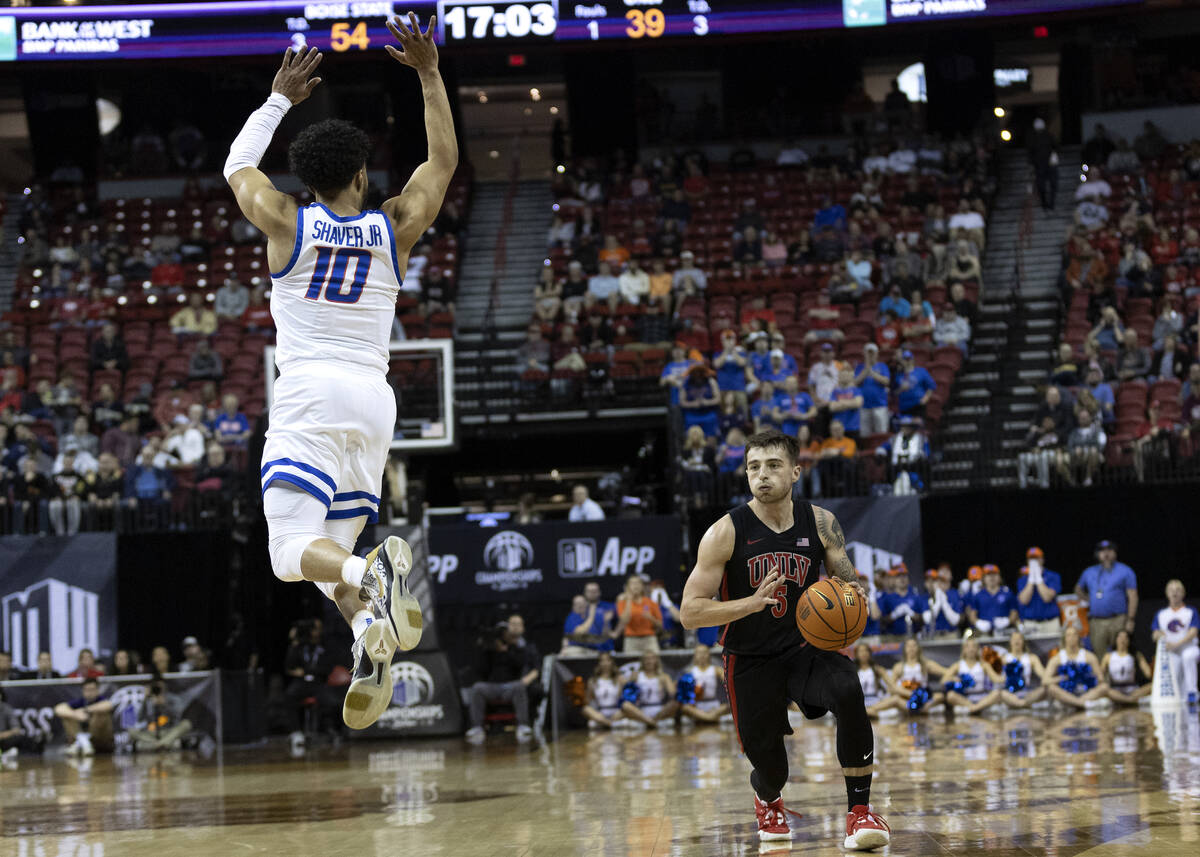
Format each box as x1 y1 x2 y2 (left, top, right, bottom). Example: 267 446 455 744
351 609 374 641
341 556 367 588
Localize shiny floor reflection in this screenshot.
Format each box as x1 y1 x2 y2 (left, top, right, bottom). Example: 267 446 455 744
2 707 1199 856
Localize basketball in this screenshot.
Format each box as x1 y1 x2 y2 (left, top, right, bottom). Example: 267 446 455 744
795 578 868 651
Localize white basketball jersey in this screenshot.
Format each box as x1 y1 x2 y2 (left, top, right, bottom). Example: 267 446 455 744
1108 652 1135 685
270 203 402 376
689 664 718 701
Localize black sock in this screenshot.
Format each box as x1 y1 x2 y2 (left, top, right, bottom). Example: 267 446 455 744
751 770 780 803
846 773 871 811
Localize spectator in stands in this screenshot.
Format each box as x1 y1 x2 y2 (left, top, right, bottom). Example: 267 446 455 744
1083 363 1116 426
569 484 604 522
966 564 1018 635
647 259 673 308
282 619 336 750
1152 334 1189 382
680 424 716 508
187 339 223 383
1153 579 1200 704
618 259 650 305
69 648 105 679
30 651 57 680
807 342 839 411
170 291 217 336
876 416 929 491
55 677 114 756
165 404 209 465
1057 407 1106 487
1116 329 1151 381
635 299 671 348
211 395 250 446
615 575 663 655
660 344 695 406
671 250 707 297
1081 124 1115 167
102 414 141 467
761 230 787 268
1050 342 1081 387
598 235 629 270
86 452 125 531
853 345 890 437
90 383 124 434
876 309 904 352
772 375 816 438
933 303 971 354
547 213 575 248
812 225 846 263
804 290 845 342
127 679 193 753
179 226 211 262
828 368 863 438
125 442 173 526
1028 118 1058 211
947 240 982 287
1016 547 1062 633
1105 138 1140 174
241 287 273 331
817 420 856 496
895 350 935 419
901 302 934 352
878 284 911 323
1077 539 1138 657
845 248 872 292
924 566 964 634
1153 300 1185 352
12 456 51 535
214 276 249 319
680 365 721 438
1088 305 1125 353
1133 400 1177 482
59 415 98 459
948 200 986 248
0 652 20 682
533 266 561 323
712 330 753 409
517 324 551 379
194 441 237 508
88 322 128 374
587 261 620 309
732 226 762 264
48 451 85 535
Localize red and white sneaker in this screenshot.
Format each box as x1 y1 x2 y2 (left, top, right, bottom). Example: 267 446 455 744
844 805 890 851
754 795 792 841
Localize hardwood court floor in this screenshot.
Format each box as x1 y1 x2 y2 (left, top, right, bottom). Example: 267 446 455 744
3 707 1199 856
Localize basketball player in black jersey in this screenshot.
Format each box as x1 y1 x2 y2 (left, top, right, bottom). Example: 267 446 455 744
680 428 890 849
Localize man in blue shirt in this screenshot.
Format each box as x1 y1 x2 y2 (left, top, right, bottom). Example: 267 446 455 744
750 382 781 431
564 582 615 653
878 566 927 635
895 350 936 418
712 329 752 407
772 375 815 437
878 284 911 324
755 349 792 386
1016 546 1062 633
923 567 964 634
660 344 696 406
828 367 864 438
966 564 1018 635
853 343 891 436
211 394 251 446
1076 539 1138 656
1083 363 1115 426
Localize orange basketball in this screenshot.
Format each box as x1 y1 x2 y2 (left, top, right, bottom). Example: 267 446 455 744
795 578 867 651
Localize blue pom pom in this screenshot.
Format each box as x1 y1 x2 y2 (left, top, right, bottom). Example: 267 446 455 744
675 673 697 705
1005 660 1026 693
1055 661 1096 694
907 686 931 711
621 680 640 704
943 672 975 694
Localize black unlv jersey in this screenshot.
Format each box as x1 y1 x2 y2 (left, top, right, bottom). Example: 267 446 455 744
719 500 823 656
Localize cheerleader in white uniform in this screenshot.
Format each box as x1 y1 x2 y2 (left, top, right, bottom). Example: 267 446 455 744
878 638 940 710
581 652 626 728
940 636 1004 715
998 630 1047 708
679 644 729 724
1102 629 1152 704
850 642 896 717
1045 625 1109 709
621 650 679 726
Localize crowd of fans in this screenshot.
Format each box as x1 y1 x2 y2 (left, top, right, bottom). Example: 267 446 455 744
1036 124 1200 487
0 173 467 532
528 138 991 502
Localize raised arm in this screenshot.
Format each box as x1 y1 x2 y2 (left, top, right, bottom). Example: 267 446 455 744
813 505 867 600
224 48 323 242
679 515 781 629
380 14 459 256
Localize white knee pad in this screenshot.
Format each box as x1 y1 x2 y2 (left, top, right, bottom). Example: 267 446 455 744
264 483 333 583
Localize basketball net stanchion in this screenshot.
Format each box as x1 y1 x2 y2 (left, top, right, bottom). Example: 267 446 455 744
1150 637 1183 709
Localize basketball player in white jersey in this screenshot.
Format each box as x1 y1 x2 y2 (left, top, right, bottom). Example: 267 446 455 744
222 15 456 730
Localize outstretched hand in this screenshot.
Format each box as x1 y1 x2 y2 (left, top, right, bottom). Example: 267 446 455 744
385 13 439 71
750 571 783 613
272 46 323 105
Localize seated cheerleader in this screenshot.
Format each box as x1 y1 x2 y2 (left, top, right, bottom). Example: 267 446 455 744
1045 625 1108 709
581 652 626 729
678 643 729 724
621 650 680 728
852 642 900 717
998 629 1047 708
884 637 946 716
1102 629 1153 705
940 636 1004 715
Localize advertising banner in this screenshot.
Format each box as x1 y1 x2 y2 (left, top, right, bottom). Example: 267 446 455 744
819 496 924 589
0 534 118 672
0 671 222 746
350 650 463 739
428 516 682 605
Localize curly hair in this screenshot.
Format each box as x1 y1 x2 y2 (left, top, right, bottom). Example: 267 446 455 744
287 119 371 197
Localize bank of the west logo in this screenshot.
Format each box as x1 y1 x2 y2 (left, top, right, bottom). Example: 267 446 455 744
1 578 98 670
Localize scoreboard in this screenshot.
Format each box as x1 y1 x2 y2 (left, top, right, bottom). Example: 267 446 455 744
0 0 1138 62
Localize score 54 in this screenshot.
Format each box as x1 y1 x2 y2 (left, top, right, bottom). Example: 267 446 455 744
330 21 370 51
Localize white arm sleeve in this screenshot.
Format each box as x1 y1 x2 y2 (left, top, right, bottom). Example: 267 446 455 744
223 93 291 182
941 598 962 626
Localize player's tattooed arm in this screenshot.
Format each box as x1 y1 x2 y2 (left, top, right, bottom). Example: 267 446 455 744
814 506 860 588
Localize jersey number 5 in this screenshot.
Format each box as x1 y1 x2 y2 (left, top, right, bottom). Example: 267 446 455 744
305 247 371 304
771 585 788 619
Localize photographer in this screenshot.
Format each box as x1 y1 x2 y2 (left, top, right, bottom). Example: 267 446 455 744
464 614 540 744
128 680 193 752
